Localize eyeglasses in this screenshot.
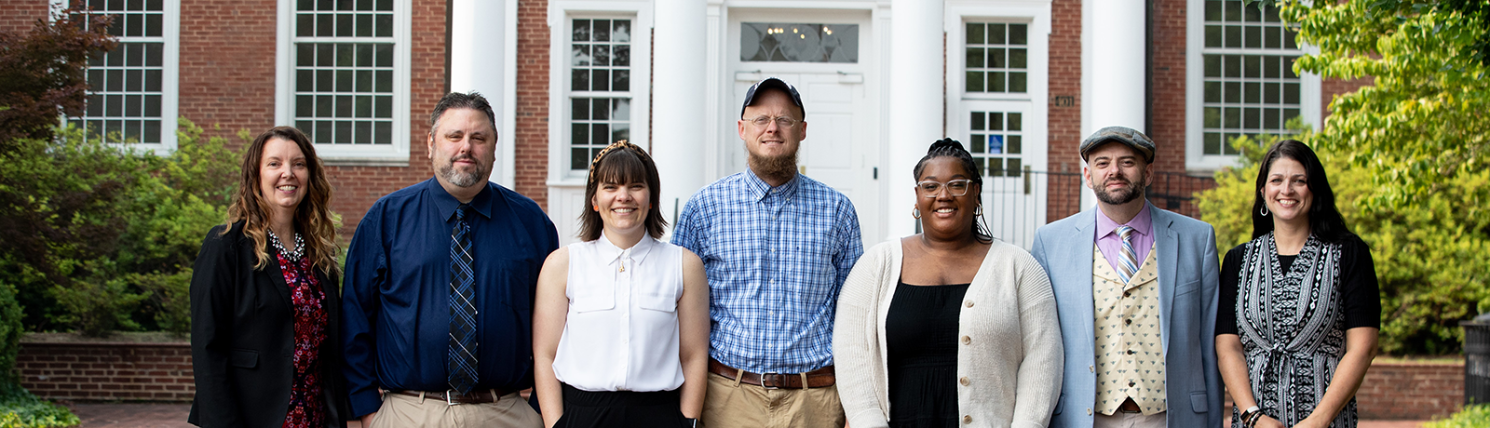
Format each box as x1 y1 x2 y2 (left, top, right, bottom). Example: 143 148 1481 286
746 116 801 128
916 179 973 197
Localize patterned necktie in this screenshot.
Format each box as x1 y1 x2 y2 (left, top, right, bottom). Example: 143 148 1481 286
448 204 478 394
1116 225 1139 284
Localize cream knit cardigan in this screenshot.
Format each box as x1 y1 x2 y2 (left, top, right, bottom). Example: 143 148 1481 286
834 239 1064 428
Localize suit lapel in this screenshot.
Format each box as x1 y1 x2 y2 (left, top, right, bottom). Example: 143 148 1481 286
1151 204 1178 357
1064 209 1098 352
259 243 294 309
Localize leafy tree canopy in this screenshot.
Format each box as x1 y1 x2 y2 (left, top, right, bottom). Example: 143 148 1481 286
0 7 114 155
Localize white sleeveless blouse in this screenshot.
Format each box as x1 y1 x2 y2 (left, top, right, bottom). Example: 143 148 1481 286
551 233 686 392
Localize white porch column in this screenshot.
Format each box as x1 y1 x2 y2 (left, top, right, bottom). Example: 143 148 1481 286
652 0 707 232
1081 0 1146 207
886 0 944 239
449 0 515 187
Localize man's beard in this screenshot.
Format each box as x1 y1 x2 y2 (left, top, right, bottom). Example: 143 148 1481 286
749 150 798 182
440 156 488 187
1091 176 1145 205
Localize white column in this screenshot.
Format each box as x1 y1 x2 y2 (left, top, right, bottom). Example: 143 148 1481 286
652 0 707 232
886 0 944 239
1081 0 1146 207
449 0 513 186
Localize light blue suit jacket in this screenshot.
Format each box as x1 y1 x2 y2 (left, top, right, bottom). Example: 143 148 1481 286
1030 203 1222 428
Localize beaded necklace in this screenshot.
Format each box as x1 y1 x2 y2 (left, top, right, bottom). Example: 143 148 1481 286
267 229 306 263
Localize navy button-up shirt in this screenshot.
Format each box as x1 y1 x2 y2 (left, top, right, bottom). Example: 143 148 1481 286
341 178 559 416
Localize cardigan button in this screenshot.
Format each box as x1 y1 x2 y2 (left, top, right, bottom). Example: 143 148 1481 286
959 376 970 386
960 336 972 345
962 415 973 424
965 300 974 308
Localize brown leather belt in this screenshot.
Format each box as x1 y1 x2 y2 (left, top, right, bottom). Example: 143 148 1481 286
388 389 508 405
1117 398 1143 413
708 358 836 389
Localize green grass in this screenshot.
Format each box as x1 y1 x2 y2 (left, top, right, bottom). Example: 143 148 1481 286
0 382 78 428
1424 404 1490 428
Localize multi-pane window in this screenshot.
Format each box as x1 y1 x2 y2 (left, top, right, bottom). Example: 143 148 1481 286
969 111 1024 177
569 18 632 170
965 23 1028 94
292 0 396 146
70 0 168 144
1201 1 1301 155
740 23 859 63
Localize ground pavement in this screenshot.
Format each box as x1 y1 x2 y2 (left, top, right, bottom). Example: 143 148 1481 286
66 402 1430 428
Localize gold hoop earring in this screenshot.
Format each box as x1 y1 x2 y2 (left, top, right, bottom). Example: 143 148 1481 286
912 208 921 219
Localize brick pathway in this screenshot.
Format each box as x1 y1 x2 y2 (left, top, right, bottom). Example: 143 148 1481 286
60 402 1432 428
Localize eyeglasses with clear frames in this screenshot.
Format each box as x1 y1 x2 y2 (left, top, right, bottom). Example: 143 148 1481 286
916 179 973 197
747 116 801 129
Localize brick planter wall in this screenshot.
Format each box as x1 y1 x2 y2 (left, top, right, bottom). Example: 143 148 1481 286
15 341 193 402
1355 361 1463 420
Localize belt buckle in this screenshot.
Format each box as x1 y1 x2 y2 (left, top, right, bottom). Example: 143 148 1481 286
444 389 462 406
760 372 780 390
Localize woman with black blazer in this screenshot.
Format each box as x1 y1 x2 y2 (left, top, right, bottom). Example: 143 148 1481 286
189 126 349 428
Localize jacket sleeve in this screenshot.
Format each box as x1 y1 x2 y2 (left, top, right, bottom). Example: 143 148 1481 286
1201 227 1224 428
1010 251 1064 428
189 225 247 428
832 246 890 428
341 207 388 417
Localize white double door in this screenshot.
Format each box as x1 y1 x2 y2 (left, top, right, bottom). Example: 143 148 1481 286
730 72 883 245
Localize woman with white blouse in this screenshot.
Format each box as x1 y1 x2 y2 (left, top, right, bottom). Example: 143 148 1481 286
533 141 710 428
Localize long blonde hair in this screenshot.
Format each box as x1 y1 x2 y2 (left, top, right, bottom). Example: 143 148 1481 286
224 126 341 277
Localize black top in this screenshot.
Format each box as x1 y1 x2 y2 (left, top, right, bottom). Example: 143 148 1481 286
885 282 970 428
1218 236 1381 335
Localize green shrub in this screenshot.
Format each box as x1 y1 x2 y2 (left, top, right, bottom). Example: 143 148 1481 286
1197 124 1490 355
1425 404 1490 428
0 282 21 383
0 382 77 428
131 269 192 335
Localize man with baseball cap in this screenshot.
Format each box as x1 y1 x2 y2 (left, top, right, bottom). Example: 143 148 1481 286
1031 126 1223 428
672 77 863 428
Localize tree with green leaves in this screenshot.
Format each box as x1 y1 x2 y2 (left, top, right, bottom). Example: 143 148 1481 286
0 8 114 155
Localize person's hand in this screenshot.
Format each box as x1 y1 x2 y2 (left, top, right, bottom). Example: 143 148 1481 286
359 412 377 428
1253 414 1285 428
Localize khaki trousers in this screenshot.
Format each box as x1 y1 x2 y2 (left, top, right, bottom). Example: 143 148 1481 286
1093 411 1166 428
367 391 543 428
700 372 845 428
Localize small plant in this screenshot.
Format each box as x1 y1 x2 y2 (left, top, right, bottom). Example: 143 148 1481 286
1423 404 1490 428
0 383 78 428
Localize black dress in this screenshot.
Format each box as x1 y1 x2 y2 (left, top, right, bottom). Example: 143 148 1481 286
885 282 969 428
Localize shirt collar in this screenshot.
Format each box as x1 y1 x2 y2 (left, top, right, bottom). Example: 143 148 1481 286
1096 202 1152 240
597 231 656 267
744 168 801 202
430 178 494 222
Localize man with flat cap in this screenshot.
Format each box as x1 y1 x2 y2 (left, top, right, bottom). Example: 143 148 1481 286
1031 126 1222 428
672 77 864 428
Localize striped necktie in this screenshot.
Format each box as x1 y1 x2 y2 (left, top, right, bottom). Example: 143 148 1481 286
1116 225 1138 283
448 205 478 394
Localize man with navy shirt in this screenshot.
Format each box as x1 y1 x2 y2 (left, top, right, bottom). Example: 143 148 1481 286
342 92 558 427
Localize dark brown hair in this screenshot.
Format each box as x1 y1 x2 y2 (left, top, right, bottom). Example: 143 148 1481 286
225 126 341 276
579 142 667 241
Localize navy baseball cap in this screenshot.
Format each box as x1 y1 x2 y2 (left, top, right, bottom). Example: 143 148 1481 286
740 77 805 119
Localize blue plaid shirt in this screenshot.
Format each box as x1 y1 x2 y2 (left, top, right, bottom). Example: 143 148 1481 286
672 169 863 373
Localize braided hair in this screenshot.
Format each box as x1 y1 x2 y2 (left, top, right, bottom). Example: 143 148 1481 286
912 138 993 244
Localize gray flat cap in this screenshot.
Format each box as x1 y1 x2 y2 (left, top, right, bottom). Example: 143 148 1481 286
1080 126 1155 163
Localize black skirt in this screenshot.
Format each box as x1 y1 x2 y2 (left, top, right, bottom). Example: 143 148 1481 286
553 383 692 428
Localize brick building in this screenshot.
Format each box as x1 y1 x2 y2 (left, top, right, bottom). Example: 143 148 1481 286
4 0 1367 246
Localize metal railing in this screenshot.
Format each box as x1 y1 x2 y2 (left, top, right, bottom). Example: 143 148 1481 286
977 168 1216 249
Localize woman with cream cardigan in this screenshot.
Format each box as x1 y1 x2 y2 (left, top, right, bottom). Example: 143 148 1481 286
834 139 1063 428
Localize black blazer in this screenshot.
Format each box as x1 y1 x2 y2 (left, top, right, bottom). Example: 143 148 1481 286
188 221 350 428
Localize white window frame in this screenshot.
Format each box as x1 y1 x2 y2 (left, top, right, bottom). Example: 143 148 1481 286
274 0 412 166
945 1 1050 172
546 1 653 187
60 0 180 154
1185 0 1320 171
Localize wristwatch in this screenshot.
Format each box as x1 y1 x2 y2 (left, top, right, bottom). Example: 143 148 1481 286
684 417 699 428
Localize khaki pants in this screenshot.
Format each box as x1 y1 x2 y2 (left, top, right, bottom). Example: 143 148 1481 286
700 372 845 428
1093 411 1166 428
367 391 543 428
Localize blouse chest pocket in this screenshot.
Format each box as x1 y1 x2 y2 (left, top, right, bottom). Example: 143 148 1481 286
637 291 677 313
569 282 616 313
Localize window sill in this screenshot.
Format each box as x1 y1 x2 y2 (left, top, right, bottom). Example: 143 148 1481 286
321 157 410 167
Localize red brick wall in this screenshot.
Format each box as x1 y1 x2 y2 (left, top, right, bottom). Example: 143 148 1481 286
1321 76 1373 119
1046 0 1083 221
515 0 552 210
1355 362 1463 420
176 0 278 142
0 0 48 35
1149 0 1187 176
15 342 194 402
